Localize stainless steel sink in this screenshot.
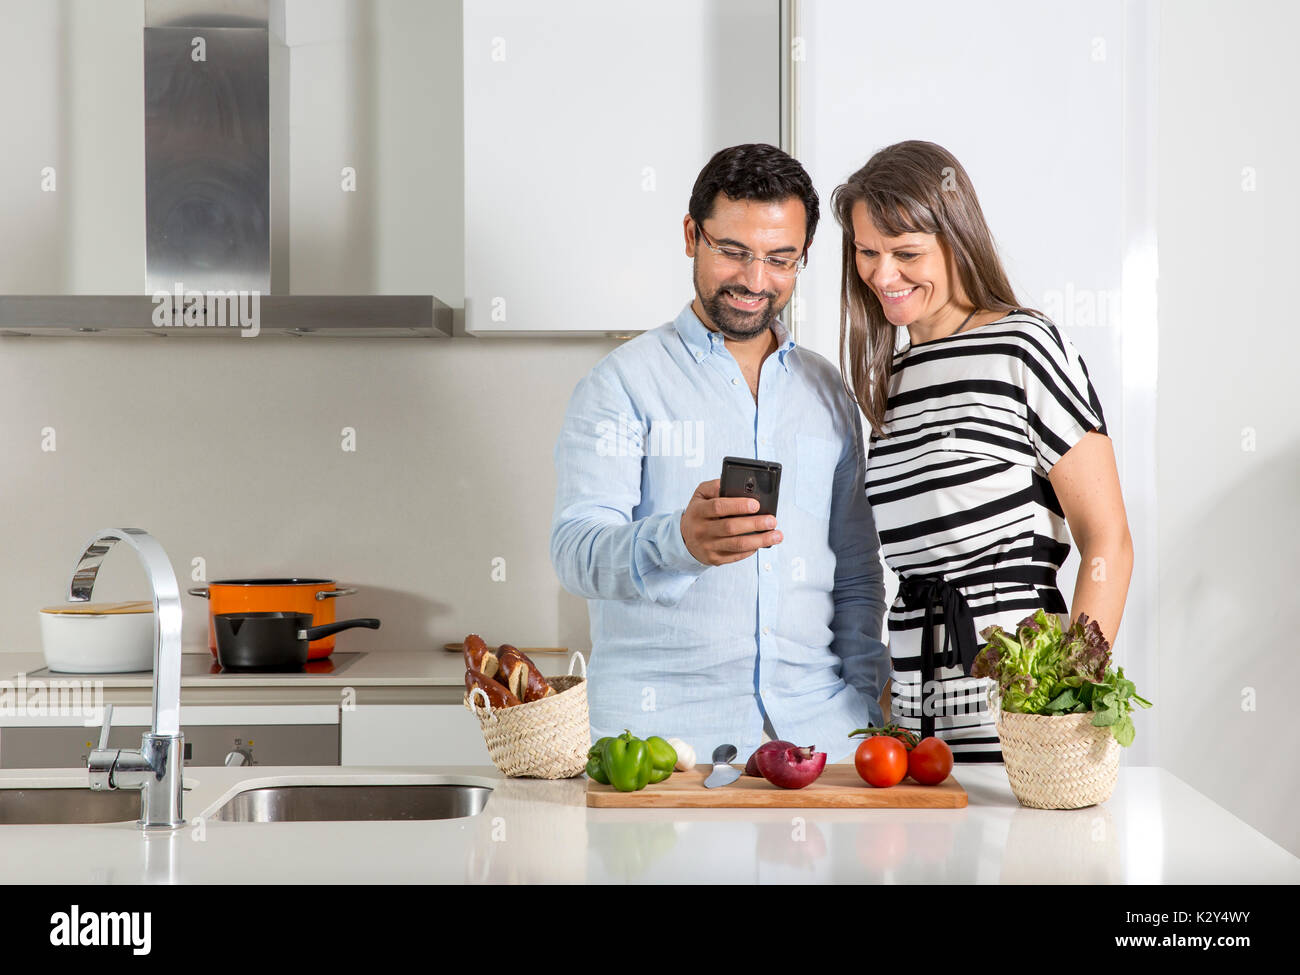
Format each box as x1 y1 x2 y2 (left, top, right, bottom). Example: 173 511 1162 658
0 788 142 825
210 784 492 823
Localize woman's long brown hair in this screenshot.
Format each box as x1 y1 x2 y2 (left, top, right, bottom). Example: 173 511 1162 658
832 141 1041 437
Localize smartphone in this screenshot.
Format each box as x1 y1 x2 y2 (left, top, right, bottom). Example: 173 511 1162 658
720 456 782 519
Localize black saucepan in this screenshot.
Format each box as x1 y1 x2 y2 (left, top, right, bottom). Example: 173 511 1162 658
214 612 381 670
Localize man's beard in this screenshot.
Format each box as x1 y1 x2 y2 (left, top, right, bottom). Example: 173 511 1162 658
694 261 788 340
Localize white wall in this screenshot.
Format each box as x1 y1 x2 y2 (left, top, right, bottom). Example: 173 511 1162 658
1155 0 1300 856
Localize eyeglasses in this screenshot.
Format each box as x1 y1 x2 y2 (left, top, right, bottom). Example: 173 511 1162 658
695 224 807 278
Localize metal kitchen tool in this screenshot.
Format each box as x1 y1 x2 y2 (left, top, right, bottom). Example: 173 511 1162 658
703 744 742 788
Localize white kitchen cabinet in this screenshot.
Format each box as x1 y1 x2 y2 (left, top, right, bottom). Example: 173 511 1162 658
464 0 780 335
341 704 491 765
0 705 340 768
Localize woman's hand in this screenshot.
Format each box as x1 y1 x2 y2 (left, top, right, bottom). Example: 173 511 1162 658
1049 431 1134 647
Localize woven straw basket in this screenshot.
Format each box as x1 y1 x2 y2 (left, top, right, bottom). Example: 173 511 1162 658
464 652 590 779
996 710 1120 809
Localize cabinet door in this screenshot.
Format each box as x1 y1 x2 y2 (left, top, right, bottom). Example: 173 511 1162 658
465 0 780 335
341 704 491 765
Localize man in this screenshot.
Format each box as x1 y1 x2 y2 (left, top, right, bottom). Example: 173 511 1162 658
550 143 889 765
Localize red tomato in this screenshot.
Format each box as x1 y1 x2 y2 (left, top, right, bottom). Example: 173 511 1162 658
907 737 954 785
854 736 908 787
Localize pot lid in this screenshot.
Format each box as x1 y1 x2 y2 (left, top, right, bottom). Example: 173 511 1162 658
207 578 337 586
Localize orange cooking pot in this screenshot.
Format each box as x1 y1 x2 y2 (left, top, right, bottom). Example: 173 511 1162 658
188 579 359 660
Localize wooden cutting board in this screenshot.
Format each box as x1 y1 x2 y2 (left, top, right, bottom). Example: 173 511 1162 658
443 643 569 654
586 764 967 808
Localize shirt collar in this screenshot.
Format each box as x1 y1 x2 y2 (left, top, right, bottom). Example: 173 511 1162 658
673 301 797 372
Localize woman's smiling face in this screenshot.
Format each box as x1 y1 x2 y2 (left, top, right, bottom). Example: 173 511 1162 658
850 199 965 332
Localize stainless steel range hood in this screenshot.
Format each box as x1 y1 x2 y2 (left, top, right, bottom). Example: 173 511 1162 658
0 0 450 338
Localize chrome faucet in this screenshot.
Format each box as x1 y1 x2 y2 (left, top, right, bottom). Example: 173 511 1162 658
74 528 185 830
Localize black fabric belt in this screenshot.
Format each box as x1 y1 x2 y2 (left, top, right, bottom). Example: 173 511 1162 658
896 569 1065 740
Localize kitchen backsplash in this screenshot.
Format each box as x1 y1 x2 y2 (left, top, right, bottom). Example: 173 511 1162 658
0 333 618 653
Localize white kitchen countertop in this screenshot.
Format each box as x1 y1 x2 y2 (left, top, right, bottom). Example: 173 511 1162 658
1 764 1295 884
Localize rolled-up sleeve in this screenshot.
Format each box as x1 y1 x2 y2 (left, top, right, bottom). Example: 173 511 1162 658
550 368 709 606
827 400 890 725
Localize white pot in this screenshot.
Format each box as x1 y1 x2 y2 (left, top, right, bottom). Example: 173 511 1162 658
39 601 155 673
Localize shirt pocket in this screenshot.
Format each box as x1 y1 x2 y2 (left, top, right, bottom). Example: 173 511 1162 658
794 434 840 520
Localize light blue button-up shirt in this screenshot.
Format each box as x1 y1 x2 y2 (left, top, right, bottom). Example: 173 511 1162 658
550 302 889 764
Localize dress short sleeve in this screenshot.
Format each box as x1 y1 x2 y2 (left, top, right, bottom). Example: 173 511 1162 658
1018 319 1108 473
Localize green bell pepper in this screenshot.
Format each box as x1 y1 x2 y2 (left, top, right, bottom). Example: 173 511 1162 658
602 730 652 792
644 736 677 784
586 736 613 785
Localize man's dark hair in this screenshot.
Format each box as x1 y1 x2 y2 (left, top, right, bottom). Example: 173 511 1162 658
688 143 819 250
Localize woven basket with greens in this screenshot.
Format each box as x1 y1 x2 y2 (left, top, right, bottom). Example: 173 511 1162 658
971 609 1152 747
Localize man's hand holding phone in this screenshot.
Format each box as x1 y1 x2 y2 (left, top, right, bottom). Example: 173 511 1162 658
680 479 783 566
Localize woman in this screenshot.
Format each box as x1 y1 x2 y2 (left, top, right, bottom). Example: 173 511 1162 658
833 141 1134 762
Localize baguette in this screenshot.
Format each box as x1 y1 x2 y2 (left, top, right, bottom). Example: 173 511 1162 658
465 666 520 709
497 644 556 703
495 645 529 700
522 665 557 703
462 633 499 679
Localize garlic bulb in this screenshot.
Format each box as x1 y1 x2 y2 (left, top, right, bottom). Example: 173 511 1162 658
666 737 695 772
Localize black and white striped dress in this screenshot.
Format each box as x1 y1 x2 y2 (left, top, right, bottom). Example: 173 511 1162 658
864 311 1107 763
